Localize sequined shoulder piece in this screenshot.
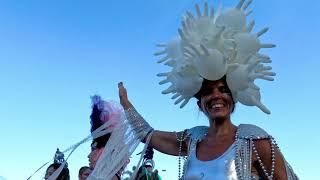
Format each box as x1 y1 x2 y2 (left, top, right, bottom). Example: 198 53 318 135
187 126 209 142
238 124 271 140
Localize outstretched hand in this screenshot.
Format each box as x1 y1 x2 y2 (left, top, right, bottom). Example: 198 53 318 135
118 82 131 109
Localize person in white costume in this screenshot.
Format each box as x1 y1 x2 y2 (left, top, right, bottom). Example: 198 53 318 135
87 95 129 180
27 96 132 180
117 0 299 179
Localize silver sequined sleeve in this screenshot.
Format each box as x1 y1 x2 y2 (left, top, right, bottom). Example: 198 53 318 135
125 107 154 141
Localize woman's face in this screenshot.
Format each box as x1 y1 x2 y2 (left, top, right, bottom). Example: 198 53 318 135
44 166 56 180
88 143 104 169
198 80 234 121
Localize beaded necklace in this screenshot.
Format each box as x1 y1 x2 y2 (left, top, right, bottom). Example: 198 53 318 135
180 126 277 180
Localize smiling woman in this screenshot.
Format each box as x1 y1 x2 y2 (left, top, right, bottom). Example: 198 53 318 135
115 0 299 179
0 0 318 179
194 77 236 119
119 77 297 179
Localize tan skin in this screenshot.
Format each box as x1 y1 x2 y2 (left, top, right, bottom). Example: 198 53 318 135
118 80 288 179
44 166 56 180
88 144 120 180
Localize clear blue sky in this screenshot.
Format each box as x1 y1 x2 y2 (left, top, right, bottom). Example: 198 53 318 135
0 0 319 179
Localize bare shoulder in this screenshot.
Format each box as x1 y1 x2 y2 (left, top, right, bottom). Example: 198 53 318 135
237 124 298 179
252 138 273 157
112 175 120 180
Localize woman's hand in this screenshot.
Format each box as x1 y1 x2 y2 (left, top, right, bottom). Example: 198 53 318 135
117 82 187 156
118 82 132 109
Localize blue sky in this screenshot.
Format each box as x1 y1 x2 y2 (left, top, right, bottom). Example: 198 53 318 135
0 0 319 179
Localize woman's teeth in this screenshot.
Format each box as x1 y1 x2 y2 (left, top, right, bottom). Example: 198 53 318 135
211 103 224 109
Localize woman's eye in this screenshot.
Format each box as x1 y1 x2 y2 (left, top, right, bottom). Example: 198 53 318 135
219 86 229 93
202 89 211 96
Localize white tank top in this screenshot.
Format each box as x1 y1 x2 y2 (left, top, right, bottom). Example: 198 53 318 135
184 143 238 180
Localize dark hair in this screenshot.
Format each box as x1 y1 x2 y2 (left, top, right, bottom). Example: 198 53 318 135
79 166 90 176
91 133 111 149
143 147 154 160
46 163 70 180
90 104 103 133
194 76 236 113
90 104 112 149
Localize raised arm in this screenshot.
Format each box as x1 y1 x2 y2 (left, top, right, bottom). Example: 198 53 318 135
118 82 188 156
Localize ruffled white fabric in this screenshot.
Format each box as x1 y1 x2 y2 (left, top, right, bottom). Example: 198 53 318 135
29 100 148 180
88 108 153 180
